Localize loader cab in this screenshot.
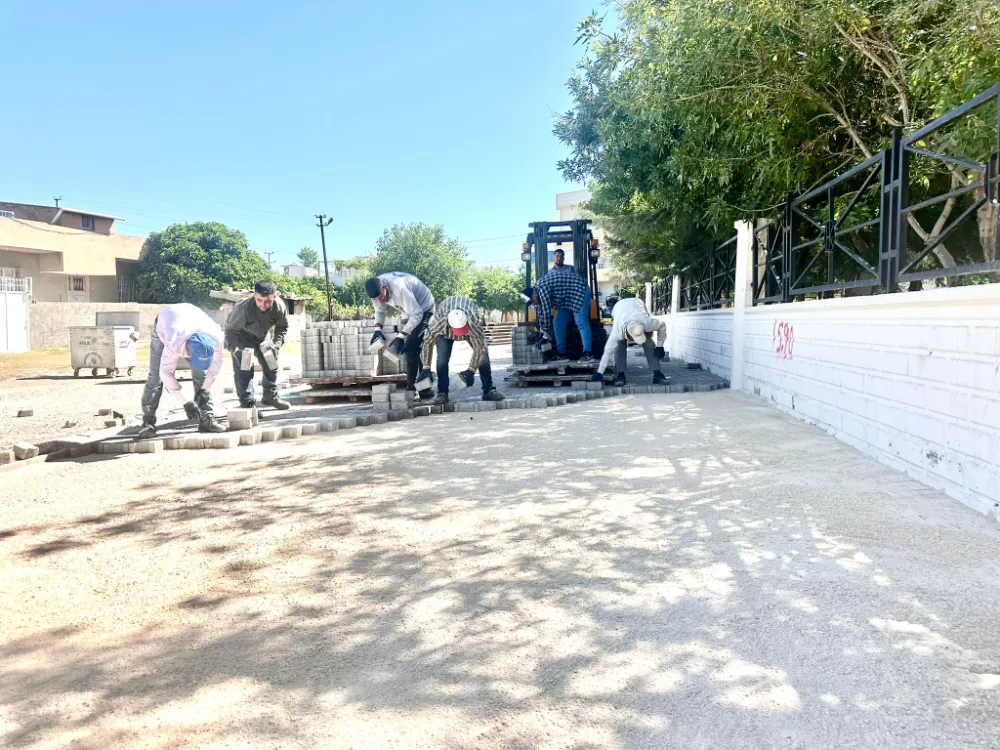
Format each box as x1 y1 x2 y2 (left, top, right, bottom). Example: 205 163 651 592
521 219 608 358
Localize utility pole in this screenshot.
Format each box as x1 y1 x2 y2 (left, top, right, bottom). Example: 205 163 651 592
53 196 62 207
316 215 334 320
263 250 274 266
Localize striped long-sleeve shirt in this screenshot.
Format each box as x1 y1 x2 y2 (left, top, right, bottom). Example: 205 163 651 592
534 270 589 338
420 296 488 372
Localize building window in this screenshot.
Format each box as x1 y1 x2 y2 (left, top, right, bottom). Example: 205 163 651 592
81 215 95 231
0 267 21 278
70 276 86 293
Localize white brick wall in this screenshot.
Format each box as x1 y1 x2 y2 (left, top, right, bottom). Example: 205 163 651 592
741 284 1000 519
655 310 734 381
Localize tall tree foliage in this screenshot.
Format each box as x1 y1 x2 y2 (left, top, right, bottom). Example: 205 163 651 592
470 267 524 312
556 0 1000 277
369 223 472 303
136 222 270 305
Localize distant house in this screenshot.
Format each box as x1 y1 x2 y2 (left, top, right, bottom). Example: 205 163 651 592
0 201 145 302
328 257 370 287
281 263 319 278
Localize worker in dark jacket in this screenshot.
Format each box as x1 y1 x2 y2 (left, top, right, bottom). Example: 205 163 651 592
224 279 290 410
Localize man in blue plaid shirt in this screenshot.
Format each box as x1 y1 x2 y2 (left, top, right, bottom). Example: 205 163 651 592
523 270 595 363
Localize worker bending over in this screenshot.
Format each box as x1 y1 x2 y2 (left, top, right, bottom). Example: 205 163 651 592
225 279 290 410
139 303 226 437
366 272 435 398
523 269 595 364
417 295 506 405
596 296 667 386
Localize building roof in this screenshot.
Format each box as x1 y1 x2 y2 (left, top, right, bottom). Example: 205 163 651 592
53 207 124 222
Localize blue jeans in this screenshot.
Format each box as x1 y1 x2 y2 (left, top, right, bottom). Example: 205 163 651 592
231 343 279 404
435 337 494 394
553 287 593 355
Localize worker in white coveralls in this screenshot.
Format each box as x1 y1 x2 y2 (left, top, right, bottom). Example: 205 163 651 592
416 295 506 406
138 303 226 437
366 272 435 399
595 296 667 387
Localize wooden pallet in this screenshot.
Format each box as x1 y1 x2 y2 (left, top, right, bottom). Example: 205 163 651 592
303 386 375 404
507 373 596 388
511 361 598 374
298 374 405 386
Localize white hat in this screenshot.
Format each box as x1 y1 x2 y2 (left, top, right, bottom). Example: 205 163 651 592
447 308 470 336
626 323 647 344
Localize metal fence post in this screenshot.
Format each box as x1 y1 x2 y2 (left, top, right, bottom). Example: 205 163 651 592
782 195 794 303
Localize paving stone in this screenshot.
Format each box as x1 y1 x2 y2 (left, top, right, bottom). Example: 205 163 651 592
338 417 358 429
545 396 557 407
320 420 339 433
227 407 254 421
355 416 372 427
208 434 240 449
554 395 568 406
586 380 604 391
0 449 16 465
531 397 549 408
183 436 207 449
371 412 389 424
98 440 133 455
571 381 589 390
164 437 185 450
387 410 405 421
133 440 164 454
259 428 281 442
456 402 477 412
16 409 33 418
634 385 650 394
13 443 39 460
401 409 415 419
444 403 456 413
429 405 444 415
301 423 321 436
585 392 597 400
97 408 112 416
494 400 509 410
687 362 701 369
650 385 667 394
509 399 527 409
281 425 303 439
239 430 262 446
413 406 432 417
476 402 496 412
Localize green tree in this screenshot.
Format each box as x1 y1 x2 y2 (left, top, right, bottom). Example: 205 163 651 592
136 222 269 305
470 267 523 312
297 246 320 269
368 223 472 303
556 0 1000 277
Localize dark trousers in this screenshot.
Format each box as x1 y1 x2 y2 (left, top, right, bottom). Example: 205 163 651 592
141 316 214 421
404 312 433 390
231 342 279 404
436 337 494 394
614 338 659 377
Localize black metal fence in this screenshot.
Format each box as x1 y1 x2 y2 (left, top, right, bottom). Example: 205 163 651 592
649 276 672 315
753 82 1000 305
679 235 738 311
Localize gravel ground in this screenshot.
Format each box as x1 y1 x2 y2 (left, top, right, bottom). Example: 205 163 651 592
2 391 998 749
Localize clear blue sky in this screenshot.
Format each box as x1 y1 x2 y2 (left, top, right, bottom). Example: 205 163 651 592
1 1 599 271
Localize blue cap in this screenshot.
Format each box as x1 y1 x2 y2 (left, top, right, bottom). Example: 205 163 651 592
187 332 216 372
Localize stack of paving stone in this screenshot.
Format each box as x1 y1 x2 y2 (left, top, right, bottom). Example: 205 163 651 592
227 407 260 431
371 383 415 412
511 325 546 367
300 319 403 379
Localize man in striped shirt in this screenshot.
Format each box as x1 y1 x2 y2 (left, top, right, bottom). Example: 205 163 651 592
418 296 505 405
524 269 595 363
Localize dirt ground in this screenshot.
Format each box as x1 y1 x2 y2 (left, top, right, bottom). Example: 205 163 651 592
2 391 998 749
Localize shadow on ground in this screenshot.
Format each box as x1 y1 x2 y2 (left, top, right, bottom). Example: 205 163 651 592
1 393 999 748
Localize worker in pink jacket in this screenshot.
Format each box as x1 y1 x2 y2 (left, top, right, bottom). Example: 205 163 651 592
138 303 226 437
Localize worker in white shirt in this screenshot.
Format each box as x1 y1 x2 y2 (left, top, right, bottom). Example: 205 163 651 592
366 272 436 397
138 303 226 437
595 297 667 386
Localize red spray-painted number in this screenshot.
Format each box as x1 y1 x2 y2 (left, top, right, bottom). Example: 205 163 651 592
773 321 794 359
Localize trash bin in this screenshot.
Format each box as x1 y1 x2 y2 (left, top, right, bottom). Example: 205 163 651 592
69 326 138 377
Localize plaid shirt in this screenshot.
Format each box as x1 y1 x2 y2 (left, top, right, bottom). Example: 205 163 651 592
420 296 488 372
534 270 589 338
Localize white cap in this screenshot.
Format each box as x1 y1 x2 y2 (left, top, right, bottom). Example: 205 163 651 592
626 323 647 344
447 308 470 336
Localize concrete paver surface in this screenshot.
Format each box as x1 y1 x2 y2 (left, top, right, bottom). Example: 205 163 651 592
1 391 999 749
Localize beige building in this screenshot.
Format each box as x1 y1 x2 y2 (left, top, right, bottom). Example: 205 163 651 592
554 190 623 305
0 201 145 302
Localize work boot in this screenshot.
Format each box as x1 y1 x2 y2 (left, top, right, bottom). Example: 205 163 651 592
613 374 627 387
198 417 227 434
418 388 435 402
239 398 255 409
652 371 667 385
137 417 156 439
578 351 596 364
482 388 505 402
261 395 291 411
432 392 449 405
551 353 570 364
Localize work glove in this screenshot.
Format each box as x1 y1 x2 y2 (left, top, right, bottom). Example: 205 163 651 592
387 335 406 358
589 373 604 382
415 368 434 388
183 401 203 421
369 330 387 347
654 346 666 360
458 369 475 388
534 334 553 353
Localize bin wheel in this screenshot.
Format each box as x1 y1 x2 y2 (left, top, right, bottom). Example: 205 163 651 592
74 369 80 377
127 367 135 376
109 368 118 377
91 368 99 377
